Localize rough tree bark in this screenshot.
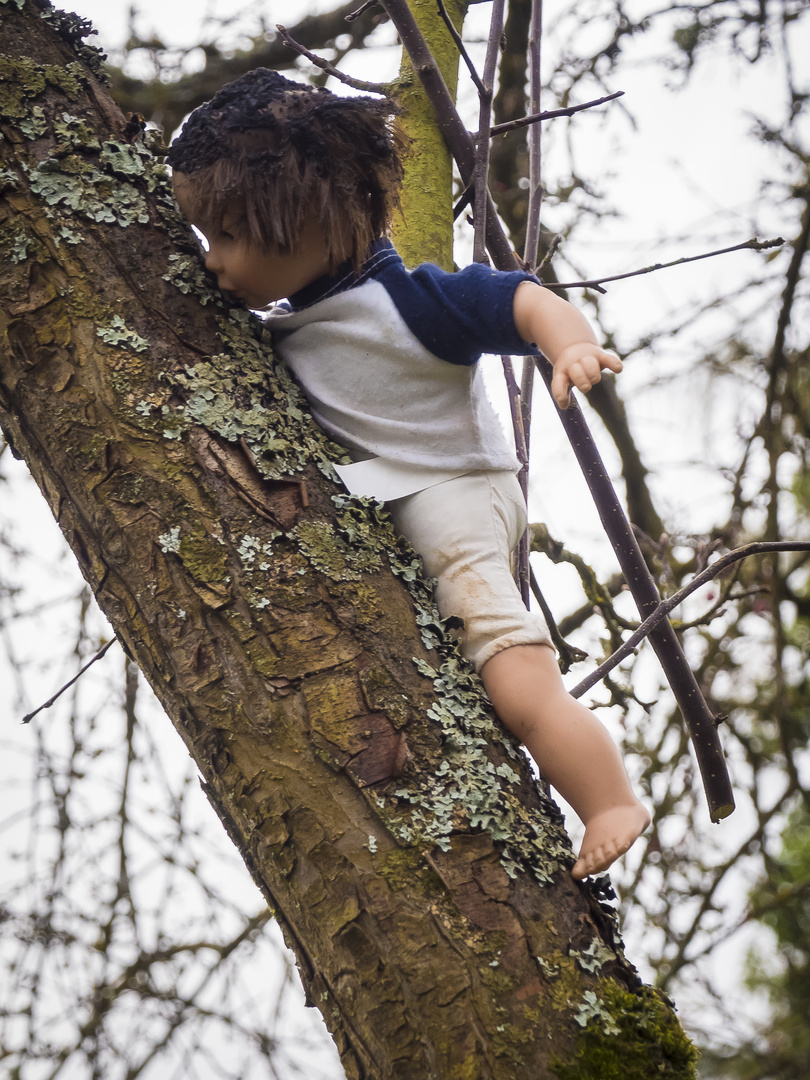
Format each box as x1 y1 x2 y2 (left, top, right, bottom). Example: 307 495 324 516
0 3 696 1077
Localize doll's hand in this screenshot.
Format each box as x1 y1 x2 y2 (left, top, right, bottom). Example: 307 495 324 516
550 342 622 410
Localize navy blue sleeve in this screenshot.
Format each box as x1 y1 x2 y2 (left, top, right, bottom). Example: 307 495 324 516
375 258 542 366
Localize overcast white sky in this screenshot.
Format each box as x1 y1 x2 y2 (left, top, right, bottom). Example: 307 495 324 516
2 3 806 1073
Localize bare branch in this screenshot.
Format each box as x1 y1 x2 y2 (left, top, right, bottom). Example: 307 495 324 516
490 90 625 137
515 0 544 601
346 0 381 21
21 639 118 724
529 568 588 673
570 540 810 699
472 0 507 262
276 25 391 94
547 237 786 292
435 0 486 95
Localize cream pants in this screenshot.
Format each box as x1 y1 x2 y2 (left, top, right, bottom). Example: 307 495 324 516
388 470 552 671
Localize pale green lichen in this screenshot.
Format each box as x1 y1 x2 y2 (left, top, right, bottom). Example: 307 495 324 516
27 158 151 227
163 253 219 303
53 113 101 154
0 167 19 194
38 5 108 75
0 216 47 264
570 939 615 975
574 990 621 1036
55 223 82 245
96 316 148 353
159 404 189 441
537 956 561 979
236 533 281 571
18 105 47 139
99 140 147 178
168 316 349 482
158 527 181 554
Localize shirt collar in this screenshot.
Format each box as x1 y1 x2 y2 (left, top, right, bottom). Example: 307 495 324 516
286 237 398 311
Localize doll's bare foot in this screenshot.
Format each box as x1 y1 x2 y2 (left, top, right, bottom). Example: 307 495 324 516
571 803 651 881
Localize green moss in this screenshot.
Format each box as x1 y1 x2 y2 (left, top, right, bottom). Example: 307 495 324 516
550 980 698 1080
293 518 383 582
481 962 516 999
391 0 466 270
75 431 108 462
0 56 46 115
379 848 441 895
0 57 87 120
492 1021 533 1064
177 533 228 583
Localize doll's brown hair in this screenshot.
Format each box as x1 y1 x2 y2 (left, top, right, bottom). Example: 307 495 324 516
166 68 406 270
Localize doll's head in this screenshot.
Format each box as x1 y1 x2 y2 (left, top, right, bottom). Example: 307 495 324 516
166 68 405 273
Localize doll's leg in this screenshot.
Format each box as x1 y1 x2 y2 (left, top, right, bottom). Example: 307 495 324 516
480 643 650 880
389 471 649 879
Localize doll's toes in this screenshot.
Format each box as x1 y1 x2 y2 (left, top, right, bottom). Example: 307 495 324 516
572 846 604 880
572 805 650 880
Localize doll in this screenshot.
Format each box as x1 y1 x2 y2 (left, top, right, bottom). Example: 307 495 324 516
167 68 650 880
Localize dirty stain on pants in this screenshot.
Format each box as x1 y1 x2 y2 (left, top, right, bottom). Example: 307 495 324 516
388 470 553 671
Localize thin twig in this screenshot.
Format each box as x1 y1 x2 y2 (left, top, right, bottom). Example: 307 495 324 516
547 237 786 292
452 180 474 221
534 231 562 275
276 25 391 94
435 0 485 95
501 356 530 606
346 0 380 21
22 638 118 724
472 0 506 263
522 0 544 269
490 91 625 137
569 540 810 699
515 0 544 606
529 568 588 673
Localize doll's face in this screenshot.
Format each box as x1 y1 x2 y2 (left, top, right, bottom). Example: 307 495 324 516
173 173 331 308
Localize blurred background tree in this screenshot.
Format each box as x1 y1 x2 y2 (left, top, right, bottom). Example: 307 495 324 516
1 0 807 1076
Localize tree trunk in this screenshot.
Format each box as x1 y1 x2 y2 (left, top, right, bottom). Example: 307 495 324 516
0 3 696 1077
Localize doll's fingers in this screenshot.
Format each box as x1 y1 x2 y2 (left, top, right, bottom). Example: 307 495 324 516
600 351 623 374
551 370 572 409
570 359 600 393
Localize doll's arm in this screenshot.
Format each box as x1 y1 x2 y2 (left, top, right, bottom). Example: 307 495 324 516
512 280 622 409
